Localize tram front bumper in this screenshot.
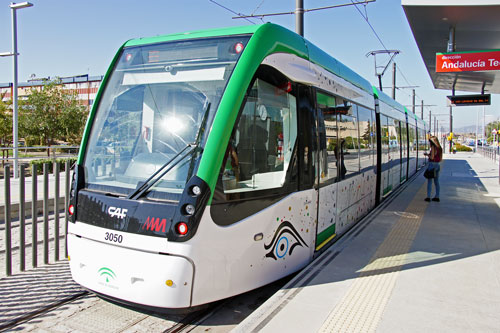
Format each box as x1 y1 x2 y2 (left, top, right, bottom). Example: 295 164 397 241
67 233 194 309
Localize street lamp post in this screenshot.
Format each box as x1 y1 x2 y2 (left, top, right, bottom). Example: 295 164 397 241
8 2 33 178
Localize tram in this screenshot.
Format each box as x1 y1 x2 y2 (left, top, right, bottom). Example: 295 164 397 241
67 23 427 310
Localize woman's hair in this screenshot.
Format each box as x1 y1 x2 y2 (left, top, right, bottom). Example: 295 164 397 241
429 136 441 149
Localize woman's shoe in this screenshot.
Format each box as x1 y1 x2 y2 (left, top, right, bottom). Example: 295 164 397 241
432 197 440 202
425 198 431 202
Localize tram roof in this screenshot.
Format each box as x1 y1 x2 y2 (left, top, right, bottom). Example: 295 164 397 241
402 0 500 93
124 23 374 96
373 86 407 113
124 25 261 47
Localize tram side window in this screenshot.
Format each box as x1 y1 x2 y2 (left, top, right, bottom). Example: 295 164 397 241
409 124 417 159
357 106 374 173
418 127 426 164
396 120 402 160
401 120 407 160
221 77 297 194
339 103 360 178
388 117 400 165
371 109 377 166
381 115 390 169
317 92 338 185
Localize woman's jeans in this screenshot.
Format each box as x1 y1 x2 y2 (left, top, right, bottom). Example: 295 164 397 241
427 162 441 198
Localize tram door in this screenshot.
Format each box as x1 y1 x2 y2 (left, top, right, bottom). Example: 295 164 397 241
315 92 338 251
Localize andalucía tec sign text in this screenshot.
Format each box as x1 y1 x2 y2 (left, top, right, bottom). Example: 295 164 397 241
436 50 500 73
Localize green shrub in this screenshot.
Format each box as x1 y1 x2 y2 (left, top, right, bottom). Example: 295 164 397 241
29 157 77 174
454 143 472 152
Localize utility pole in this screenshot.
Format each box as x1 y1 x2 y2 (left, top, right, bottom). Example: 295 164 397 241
295 0 304 36
421 100 424 119
392 62 396 99
6 2 34 178
429 110 432 134
412 89 415 114
449 105 453 152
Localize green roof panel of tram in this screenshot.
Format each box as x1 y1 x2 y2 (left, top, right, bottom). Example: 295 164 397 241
124 25 261 47
373 87 406 113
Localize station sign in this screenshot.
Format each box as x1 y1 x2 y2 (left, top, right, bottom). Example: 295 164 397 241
436 50 500 72
447 94 491 106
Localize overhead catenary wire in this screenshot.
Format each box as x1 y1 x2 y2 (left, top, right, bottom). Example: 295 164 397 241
211 0 433 117
350 0 436 117
233 0 375 19
251 0 266 16
208 0 256 24
350 0 388 51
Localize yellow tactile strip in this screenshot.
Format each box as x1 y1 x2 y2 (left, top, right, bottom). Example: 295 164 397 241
319 183 428 333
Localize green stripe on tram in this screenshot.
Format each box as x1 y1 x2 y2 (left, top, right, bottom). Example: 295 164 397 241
316 224 337 251
383 184 393 196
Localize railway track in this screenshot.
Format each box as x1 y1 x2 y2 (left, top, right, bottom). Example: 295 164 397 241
0 291 89 332
0 273 289 333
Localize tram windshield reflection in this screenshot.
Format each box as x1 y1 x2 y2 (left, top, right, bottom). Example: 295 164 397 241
83 36 250 198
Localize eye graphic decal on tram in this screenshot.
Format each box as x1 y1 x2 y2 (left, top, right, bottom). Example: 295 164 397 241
264 221 308 260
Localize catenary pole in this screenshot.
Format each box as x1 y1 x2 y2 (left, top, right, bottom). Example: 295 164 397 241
295 0 304 36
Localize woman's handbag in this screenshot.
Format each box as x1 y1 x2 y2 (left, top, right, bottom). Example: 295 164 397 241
424 165 436 179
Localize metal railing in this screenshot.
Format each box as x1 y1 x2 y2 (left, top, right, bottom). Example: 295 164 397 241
0 145 79 167
477 146 500 184
477 145 499 162
1 161 72 277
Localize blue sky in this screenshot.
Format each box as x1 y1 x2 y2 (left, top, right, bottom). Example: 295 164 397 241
0 0 498 131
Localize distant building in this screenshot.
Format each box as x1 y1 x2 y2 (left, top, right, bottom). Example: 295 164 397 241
0 74 103 108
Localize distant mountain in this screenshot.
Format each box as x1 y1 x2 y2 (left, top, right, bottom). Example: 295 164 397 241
454 125 481 134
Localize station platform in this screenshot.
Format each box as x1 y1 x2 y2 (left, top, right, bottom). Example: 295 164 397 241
234 152 500 333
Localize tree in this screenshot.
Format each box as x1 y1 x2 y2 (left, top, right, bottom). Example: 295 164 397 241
58 89 88 145
0 99 12 146
20 79 88 152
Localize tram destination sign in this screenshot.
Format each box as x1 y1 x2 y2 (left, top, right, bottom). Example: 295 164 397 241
436 50 500 72
447 94 491 106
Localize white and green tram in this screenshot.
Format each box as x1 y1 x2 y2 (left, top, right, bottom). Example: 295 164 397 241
67 23 427 310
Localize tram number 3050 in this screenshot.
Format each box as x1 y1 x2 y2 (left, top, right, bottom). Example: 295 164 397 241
105 232 123 244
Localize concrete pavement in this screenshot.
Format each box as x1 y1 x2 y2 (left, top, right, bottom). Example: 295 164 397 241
235 152 500 332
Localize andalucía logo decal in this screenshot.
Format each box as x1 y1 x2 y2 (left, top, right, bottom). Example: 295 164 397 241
98 267 116 283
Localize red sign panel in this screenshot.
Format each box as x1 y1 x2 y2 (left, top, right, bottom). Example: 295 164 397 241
436 50 500 72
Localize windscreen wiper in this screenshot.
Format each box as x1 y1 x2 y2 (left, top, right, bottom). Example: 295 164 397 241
127 143 197 200
127 100 210 200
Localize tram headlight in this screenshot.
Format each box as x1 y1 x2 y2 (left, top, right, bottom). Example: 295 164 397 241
68 204 75 216
184 204 196 216
176 222 189 236
234 42 244 54
191 185 202 197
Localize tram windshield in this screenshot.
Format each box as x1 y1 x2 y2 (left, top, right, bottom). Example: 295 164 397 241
83 36 250 199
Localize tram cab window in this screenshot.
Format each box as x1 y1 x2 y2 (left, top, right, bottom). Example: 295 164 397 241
221 76 298 194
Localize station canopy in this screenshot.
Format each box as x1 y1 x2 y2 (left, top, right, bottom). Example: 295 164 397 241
402 0 500 94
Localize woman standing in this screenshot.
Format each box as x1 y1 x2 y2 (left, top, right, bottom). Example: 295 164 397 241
424 136 443 202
